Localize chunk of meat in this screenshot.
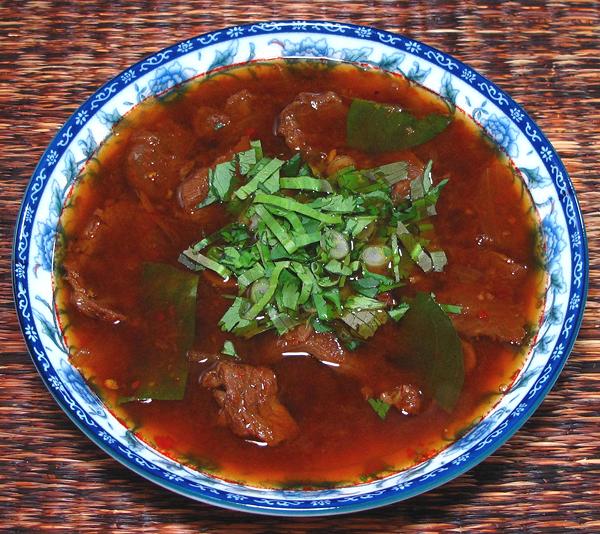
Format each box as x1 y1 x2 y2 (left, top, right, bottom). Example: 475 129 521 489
126 119 193 201
280 325 425 413
177 136 251 212
437 247 530 344
278 324 346 364
63 264 126 324
451 300 527 344
278 92 348 159
325 154 356 177
192 106 231 142
379 384 423 416
391 152 426 203
201 361 299 446
178 167 209 210
224 89 256 118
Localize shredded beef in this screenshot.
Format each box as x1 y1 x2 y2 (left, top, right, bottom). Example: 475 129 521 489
201 361 298 446
63 264 126 324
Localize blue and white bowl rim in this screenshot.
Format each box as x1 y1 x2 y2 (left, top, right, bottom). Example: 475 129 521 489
12 21 588 516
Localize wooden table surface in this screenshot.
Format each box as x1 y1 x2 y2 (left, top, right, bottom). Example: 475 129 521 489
1 1 598 531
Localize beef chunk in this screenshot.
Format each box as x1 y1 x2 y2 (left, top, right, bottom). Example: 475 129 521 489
379 384 423 416
279 325 346 364
192 106 231 142
177 137 250 212
126 119 193 201
63 264 126 324
437 247 530 344
277 92 348 159
177 167 209 210
224 89 257 118
201 361 298 446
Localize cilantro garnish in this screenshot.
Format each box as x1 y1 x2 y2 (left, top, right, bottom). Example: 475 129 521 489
179 140 451 344
368 398 391 420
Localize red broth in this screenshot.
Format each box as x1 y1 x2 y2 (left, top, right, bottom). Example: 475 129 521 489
56 60 545 487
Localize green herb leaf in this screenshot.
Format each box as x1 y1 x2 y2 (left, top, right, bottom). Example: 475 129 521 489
430 250 448 272
280 152 302 177
212 160 236 200
254 193 342 224
235 158 284 199
253 204 296 254
280 176 333 193
395 292 464 411
365 161 409 185
347 98 452 153
178 249 232 279
345 295 386 310
388 302 410 321
219 297 252 332
340 308 388 339
237 263 265 291
243 262 289 320
130 263 198 401
221 340 239 358
368 398 391 419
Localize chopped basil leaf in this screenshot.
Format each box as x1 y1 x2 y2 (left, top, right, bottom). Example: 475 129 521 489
178 140 449 344
235 158 284 200
221 340 239 358
368 398 391 420
389 302 410 321
440 303 463 314
280 176 333 193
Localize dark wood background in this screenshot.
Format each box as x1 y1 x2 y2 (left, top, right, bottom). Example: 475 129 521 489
1 1 598 531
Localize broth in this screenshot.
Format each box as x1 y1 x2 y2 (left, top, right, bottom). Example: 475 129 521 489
56 60 544 487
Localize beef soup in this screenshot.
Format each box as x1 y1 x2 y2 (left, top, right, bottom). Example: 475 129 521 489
55 60 545 487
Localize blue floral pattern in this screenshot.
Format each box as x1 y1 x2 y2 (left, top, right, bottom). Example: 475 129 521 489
481 113 519 157
13 22 587 516
148 61 197 95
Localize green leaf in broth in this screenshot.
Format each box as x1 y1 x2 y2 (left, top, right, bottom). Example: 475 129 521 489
128 263 199 401
346 98 452 153
396 292 464 412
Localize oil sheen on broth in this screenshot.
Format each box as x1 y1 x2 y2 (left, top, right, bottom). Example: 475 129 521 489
56 60 545 488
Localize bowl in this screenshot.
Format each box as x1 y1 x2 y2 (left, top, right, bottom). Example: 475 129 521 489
13 21 588 516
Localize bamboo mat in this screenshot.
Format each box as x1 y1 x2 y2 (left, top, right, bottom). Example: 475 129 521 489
1 1 599 531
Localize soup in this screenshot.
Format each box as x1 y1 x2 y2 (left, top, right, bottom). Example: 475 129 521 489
55 60 544 488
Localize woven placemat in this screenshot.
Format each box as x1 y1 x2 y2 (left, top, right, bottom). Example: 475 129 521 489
1 1 598 531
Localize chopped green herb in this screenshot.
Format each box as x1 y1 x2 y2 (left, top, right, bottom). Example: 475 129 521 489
255 193 342 224
179 249 232 279
235 158 284 199
440 303 463 314
221 340 239 358
368 398 391 420
280 176 333 193
179 140 450 343
389 302 410 321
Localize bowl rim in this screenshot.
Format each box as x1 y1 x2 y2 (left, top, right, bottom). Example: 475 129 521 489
12 20 589 516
